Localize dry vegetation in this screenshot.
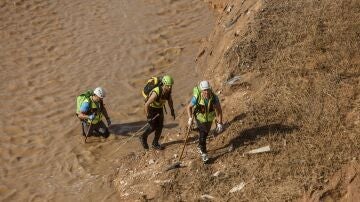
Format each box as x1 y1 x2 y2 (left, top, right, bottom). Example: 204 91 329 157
220 0 359 200
162 0 359 201
113 1 359 201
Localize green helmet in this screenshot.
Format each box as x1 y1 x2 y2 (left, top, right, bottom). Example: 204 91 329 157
162 75 174 85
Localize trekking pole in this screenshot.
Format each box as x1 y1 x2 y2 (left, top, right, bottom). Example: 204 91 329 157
178 126 191 160
84 120 93 143
111 114 160 155
165 126 191 171
132 114 159 137
165 115 194 171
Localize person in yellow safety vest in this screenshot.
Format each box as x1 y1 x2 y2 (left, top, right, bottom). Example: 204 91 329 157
187 80 224 163
139 75 175 150
76 87 112 138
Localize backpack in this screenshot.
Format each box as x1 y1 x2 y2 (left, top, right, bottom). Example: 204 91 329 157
142 76 163 102
76 90 93 114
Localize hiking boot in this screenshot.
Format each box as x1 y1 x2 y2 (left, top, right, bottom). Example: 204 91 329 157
152 143 164 150
139 136 149 150
201 153 209 163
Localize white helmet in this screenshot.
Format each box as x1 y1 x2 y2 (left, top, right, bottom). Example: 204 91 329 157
199 80 211 90
94 87 106 98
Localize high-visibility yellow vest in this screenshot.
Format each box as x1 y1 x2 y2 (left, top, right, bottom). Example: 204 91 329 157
193 87 216 123
149 87 167 108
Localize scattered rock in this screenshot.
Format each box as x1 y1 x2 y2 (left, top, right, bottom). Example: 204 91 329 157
213 171 223 177
226 76 241 86
149 159 155 164
246 145 271 154
154 179 171 184
229 182 245 193
225 5 234 13
228 144 234 152
201 194 215 200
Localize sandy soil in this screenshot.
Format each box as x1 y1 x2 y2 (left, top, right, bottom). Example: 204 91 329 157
0 0 214 201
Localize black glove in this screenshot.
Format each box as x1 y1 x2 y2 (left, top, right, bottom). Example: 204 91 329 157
170 108 175 120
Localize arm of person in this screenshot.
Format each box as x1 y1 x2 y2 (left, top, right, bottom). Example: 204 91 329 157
214 97 223 124
168 95 176 119
101 102 111 125
187 96 197 119
144 92 157 117
214 103 223 124
77 102 92 120
187 102 194 120
167 95 174 112
186 98 196 127
102 106 110 120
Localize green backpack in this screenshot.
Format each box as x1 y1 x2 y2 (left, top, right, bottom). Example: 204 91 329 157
76 90 93 114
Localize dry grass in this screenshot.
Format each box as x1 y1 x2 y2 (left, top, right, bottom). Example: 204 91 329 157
156 0 359 201
217 0 360 200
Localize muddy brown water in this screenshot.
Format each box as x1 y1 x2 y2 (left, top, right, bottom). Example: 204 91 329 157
0 0 214 201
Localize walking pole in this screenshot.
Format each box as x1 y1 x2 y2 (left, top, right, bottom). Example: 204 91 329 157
84 120 93 143
121 114 160 144
110 114 160 155
178 126 192 161
165 115 194 171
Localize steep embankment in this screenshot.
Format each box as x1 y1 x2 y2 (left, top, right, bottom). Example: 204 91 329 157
195 0 360 201
113 0 359 201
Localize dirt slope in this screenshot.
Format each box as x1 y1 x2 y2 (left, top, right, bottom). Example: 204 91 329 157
114 0 359 201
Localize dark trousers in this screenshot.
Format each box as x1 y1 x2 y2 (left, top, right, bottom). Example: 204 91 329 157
196 120 212 153
82 120 110 138
141 107 164 145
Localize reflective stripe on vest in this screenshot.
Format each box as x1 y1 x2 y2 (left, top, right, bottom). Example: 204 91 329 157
150 87 166 108
195 95 216 123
